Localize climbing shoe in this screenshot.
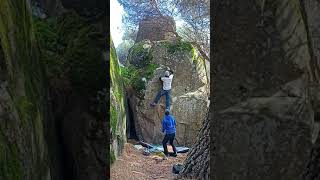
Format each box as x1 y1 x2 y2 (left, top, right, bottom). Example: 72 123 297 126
169 152 177 157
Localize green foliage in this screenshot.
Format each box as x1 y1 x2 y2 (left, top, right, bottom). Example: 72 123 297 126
110 147 116 164
121 41 158 96
110 105 117 136
121 63 158 97
33 11 106 94
0 131 22 180
121 65 143 91
126 42 153 68
110 37 127 164
165 40 194 54
191 46 197 61
110 37 125 105
144 63 158 80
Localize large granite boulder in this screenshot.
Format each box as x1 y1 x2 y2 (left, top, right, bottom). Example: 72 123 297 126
126 40 209 146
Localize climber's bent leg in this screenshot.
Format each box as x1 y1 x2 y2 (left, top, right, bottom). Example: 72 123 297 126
151 89 165 106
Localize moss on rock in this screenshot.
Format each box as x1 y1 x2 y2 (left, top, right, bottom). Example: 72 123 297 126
126 40 153 68
122 41 160 96
0 0 53 179
110 147 116 164
33 11 106 95
110 104 117 135
0 131 23 180
110 36 127 163
13 96 37 125
121 63 158 96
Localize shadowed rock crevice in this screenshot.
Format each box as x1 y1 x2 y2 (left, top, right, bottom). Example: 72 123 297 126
1 0 108 179
210 0 320 180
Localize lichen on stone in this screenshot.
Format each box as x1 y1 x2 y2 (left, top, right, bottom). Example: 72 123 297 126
110 36 127 163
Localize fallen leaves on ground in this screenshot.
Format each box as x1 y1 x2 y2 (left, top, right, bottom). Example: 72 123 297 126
111 141 188 180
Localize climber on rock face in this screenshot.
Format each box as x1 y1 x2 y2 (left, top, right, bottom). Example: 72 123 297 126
161 109 177 157
150 67 174 110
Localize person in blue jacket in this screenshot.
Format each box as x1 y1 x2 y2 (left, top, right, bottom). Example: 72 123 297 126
162 109 177 157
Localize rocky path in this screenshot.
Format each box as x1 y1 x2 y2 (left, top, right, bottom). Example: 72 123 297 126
111 140 188 180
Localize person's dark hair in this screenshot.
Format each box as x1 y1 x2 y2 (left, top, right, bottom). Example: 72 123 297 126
165 109 170 115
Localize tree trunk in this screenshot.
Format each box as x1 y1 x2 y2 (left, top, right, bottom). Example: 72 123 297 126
178 109 210 179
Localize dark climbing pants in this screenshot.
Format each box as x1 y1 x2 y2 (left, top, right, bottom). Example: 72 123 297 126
153 89 171 110
162 133 177 155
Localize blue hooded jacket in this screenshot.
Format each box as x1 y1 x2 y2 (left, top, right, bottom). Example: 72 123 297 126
162 115 176 134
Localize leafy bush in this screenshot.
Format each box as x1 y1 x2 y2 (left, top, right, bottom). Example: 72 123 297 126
165 40 194 54
121 63 158 97
126 41 153 68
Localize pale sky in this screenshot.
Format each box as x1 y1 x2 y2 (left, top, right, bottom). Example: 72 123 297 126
110 0 125 47
110 0 185 48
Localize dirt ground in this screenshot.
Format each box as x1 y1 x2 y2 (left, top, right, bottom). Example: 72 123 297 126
111 140 188 180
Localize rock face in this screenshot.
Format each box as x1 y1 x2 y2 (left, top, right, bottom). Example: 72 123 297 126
301 0 320 179
32 0 107 20
1 0 108 179
34 10 108 179
1 1 108 179
126 39 209 146
213 0 319 179
32 0 65 16
302 0 320 83
135 16 177 43
0 1 60 179
42 12 107 180
214 79 313 180
110 37 127 163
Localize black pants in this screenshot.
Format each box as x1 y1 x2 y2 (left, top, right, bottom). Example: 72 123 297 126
162 133 177 155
